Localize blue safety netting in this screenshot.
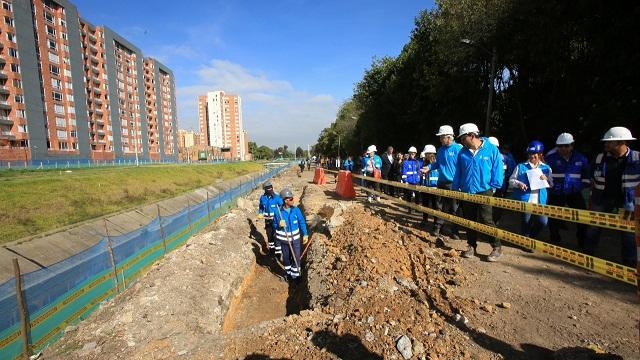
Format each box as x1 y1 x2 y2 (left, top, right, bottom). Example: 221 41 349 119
0 164 288 354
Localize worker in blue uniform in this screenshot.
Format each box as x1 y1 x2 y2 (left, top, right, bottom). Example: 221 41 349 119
273 188 309 282
257 181 284 256
545 133 590 245
584 127 639 267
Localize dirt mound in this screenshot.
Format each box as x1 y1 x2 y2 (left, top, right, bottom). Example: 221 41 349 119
222 204 496 359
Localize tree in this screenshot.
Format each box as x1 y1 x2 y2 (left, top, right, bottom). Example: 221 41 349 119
253 146 273 160
295 146 304 158
248 142 258 155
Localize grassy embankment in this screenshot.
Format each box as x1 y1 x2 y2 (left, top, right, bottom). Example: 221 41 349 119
0 162 263 243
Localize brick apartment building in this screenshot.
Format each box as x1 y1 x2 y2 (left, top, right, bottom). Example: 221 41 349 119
198 91 248 161
0 0 178 163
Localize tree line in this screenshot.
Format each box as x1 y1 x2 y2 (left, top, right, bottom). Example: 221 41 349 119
314 0 639 160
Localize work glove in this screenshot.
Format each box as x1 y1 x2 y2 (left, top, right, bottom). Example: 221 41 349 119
257 213 264 219
303 235 309 244
279 219 286 228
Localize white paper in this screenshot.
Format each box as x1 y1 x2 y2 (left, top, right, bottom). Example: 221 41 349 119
526 168 550 191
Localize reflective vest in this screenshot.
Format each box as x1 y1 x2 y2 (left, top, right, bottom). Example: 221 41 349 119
511 162 552 204
343 159 354 171
592 148 640 211
272 206 308 242
545 149 590 195
401 158 422 185
259 193 283 219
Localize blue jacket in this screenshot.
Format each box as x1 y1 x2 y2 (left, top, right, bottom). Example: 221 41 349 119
420 162 439 187
272 206 308 242
500 152 517 192
545 149 590 195
592 148 640 211
401 158 422 184
430 142 463 183
343 159 354 171
510 162 552 204
452 138 504 194
259 193 284 219
362 154 382 175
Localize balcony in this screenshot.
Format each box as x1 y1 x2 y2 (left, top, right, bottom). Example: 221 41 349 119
0 86 9 94
0 57 5 64
89 33 96 41
0 73 7 80
95 118 104 125
0 101 11 110
95 108 103 115
93 87 101 94
0 131 16 140
91 55 99 64
97 129 105 135
89 44 98 53
0 116 12 125
93 97 103 104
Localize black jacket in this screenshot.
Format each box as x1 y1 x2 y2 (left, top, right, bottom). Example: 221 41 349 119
381 153 395 178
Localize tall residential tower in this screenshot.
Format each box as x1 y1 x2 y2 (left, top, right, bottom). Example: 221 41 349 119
198 91 248 160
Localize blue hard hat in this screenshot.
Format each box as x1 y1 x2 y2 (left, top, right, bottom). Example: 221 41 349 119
526 140 544 153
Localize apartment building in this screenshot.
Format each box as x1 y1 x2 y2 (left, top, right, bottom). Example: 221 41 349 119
198 91 248 160
0 0 178 163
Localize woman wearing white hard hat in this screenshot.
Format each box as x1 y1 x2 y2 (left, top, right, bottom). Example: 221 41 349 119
401 146 422 206
419 145 439 229
362 145 383 202
584 126 638 266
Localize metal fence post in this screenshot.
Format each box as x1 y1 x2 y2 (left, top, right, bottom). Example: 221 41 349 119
206 191 212 223
157 204 167 254
103 220 120 293
13 258 31 359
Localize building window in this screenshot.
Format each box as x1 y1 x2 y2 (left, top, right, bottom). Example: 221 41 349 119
49 64 60 75
12 79 22 88
51 78 62 89
4 16 13 26
55 117 65 127
46 25 55 36
70 130 77 138
8 48 18 58
7 32 16 43
52 91 63 101
60 32 67 40
14 95 24 103
18 125 27 133
59 142 69 149
47 39 56 50
10 63 20 73
57 130 67 139
44 12 54 23
2 2 11 11
16 109 26 118
54 104 64 114
48 52 59 63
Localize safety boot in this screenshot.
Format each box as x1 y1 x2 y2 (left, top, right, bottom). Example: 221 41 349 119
487 246 502 262
461 245 476 258
432 224 442 237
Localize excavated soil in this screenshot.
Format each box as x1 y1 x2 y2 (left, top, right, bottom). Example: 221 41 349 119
43 169 638 359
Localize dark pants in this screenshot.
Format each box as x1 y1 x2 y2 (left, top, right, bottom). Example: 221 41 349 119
435 182 460 234
422 192 437 222
584 200 636 267
364 172 380 197
492 188 507 225
547 192 587 246
280 239 302 278
265 220 281 255
461 189 500 248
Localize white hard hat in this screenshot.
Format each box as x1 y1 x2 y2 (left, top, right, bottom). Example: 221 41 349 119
555 132 574 145
408 146 417 153
488 136 500 147
601 127 636 141
423 144 437 153
367 145 377 153
435 125 455 136
458 123 480 138
420 151 426 158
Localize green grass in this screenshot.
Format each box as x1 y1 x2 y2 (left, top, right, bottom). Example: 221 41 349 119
0 162 264 243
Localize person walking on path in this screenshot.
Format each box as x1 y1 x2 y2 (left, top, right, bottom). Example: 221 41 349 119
545 133 590 246
401 146 422 206
381 146 396 195
509 140 553 245
426 125 463 238
363 145 383 202
453 123 504 262
584 127 639 267
258 181 284 256
273 188 308 282
419 145 439 229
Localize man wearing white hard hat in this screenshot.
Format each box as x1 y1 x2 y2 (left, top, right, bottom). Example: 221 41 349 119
419 145 439 229
544 132 590 246
401 146 422 206
362 145 383 202
584 127 638 267
425 125 463 238
453 123 504 262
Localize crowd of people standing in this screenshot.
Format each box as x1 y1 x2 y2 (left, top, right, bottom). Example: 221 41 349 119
337 123 637 267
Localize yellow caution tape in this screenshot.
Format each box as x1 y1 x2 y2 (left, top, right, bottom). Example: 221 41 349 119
358 185 637 286
326 170 635 233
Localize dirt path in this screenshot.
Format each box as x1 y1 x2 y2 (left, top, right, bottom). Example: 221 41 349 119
42 169 638 359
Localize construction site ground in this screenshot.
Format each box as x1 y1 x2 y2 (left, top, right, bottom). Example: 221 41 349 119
44 168 638 359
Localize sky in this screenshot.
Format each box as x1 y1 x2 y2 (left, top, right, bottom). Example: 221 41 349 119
73 0 435 148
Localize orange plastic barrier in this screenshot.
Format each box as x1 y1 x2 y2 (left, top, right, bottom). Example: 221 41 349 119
336 170 356 199
313 167 326 185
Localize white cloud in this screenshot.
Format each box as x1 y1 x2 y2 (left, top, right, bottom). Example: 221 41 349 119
176 59 339 148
